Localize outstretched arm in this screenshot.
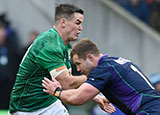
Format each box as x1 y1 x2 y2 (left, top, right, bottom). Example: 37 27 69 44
42 77 98 104
42 77 116 113
60 83 99 105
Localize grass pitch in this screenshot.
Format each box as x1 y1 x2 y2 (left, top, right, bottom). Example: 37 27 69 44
0 110 8 115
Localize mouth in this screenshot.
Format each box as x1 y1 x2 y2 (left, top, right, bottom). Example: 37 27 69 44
76 32 81 37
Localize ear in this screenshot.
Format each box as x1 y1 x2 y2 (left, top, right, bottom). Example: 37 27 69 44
59 18 66 28
86 54 94 62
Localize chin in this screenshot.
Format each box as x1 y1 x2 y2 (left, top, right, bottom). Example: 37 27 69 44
84 73 89 76
82 72 87 75
69 37 77 41
73 37 78 40
72 39 77 41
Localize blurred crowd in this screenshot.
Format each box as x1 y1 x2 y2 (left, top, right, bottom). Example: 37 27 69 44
0 14 20 109
114 0 160 32
0 13 39 109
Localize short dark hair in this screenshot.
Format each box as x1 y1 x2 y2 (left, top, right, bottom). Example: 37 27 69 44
71 38 101 60
55 3 84 23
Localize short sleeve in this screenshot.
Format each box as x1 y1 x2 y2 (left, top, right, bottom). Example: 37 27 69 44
86 66 113 92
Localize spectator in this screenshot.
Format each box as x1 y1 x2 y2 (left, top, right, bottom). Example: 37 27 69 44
146 0 160 11
123 0 151 24
0 14 20 51
0 21 19 109
148 0 160 32
146 0 155 10
0 13 21 66
150 73 160 92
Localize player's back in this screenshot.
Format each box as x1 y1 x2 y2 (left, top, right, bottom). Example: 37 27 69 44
88 55 160 114
100 56 160 114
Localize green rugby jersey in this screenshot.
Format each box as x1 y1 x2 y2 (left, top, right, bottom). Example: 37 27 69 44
9 28 72 113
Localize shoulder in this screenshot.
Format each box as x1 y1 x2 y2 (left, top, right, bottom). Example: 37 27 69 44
29 31 63 58
35 29 61 48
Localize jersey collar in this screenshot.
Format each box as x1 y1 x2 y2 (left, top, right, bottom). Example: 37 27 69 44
97 54 108 65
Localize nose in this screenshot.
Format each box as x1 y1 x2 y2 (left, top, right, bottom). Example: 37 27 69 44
79 24 83 31
76 66 81 72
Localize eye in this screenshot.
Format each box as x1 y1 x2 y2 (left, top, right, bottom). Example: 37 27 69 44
75 62 81 66
76 20 81 25
75 22 80 26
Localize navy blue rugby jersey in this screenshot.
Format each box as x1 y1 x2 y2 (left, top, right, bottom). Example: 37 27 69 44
86 55 160 114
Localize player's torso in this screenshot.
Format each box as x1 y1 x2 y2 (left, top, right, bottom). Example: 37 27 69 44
9 28 71 112
99 56 160 113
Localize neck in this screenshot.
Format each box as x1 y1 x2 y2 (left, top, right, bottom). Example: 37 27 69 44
54 25 69 45
94 53 103 67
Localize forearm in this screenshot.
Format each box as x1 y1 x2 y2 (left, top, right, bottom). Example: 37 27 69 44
42 77 88 104
42 79 99 106
57 74 87 90
50 68 87 90
60 90 101 105
60 89 101 105
66 75 87 89
60 89 86 105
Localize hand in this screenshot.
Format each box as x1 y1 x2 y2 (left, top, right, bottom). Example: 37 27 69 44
93 95 116 113
42 77 62 96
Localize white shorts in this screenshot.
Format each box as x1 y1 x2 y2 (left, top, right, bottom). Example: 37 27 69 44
9 99 69 115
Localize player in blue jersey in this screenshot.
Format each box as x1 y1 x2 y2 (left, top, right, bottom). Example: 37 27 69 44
42 38 160 115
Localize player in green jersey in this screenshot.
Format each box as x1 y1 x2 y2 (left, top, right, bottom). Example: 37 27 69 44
9 3 115 115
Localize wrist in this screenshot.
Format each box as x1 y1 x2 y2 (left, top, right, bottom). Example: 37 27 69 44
92 95 100 103
54 87 63 99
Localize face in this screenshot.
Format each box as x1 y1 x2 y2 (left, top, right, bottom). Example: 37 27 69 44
65 13 84 41
130 0 139 6
73 54 94 76
155 83 160 92
0 27 6 45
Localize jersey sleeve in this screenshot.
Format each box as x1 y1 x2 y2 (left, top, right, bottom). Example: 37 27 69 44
86 66 113 92
35 45 65 72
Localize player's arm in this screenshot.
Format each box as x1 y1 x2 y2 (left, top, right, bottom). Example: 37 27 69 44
50 66 87 89
60 83 99 105
43 77 99 104
42 77 116 113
